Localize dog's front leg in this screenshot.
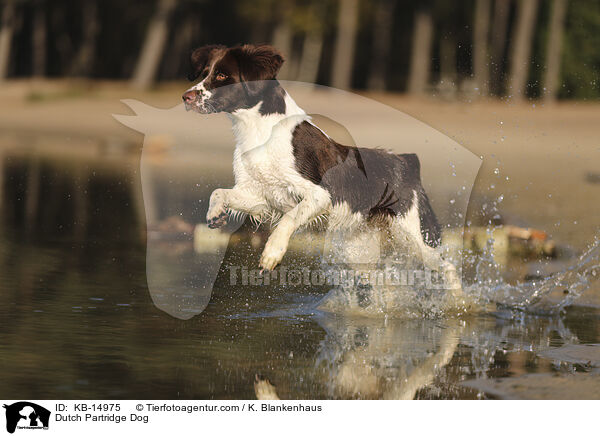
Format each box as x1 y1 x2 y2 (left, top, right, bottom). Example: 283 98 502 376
259 192 330 270
207 187 268 228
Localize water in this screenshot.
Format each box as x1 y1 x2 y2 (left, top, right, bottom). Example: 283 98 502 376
466 234 600 313
1 153 599 400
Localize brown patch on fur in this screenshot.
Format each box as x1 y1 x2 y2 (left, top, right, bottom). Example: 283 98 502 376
188 44 225 81
291 121 352 185
291 121 441 247
231 45 285 82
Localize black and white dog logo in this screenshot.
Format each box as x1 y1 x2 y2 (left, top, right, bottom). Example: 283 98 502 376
3 402 50 434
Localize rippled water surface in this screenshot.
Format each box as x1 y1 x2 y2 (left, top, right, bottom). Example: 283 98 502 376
1 231 599 400
1 154 599 400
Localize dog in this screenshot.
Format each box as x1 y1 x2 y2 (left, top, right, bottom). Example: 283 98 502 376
182 44 460 291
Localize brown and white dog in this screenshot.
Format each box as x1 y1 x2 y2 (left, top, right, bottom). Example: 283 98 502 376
182 44 459 290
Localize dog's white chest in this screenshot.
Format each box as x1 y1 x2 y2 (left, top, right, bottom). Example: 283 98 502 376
230 102 311 212
234 141 300 211
240 144 283 182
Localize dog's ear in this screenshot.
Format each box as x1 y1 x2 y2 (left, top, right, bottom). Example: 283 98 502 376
188 44 225 81
232 44 285 83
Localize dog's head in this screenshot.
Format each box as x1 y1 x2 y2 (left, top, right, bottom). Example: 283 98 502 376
182 44 284 114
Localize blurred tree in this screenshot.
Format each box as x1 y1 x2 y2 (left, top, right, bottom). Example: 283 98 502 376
131 0 178 89
0 0 597 100
490 0 511 95
542 0 567 102
294 1 327 84
473 0 491 96
49 0 73 76
161 9 193 80
433 1 473 98
367 0 395 91
238 0 278 43
269 0 294 79
438 34 457 96
0 0 16 80
507 0 539 100
238 0 295 78
32 0 46 77
331 0 359 89
68 0 99 77
560 0 600 99
408 2 434 95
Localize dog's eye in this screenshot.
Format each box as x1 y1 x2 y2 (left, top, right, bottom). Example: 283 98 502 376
215 72 227 81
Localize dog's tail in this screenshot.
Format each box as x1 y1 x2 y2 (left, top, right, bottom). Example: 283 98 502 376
417 187 441 248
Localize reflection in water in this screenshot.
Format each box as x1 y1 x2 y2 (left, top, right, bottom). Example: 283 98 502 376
0 221 597 399
315 317 460 399
0 153 598 400
311 313 584 399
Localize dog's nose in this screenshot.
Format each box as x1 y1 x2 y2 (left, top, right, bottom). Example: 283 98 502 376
182 90 199 104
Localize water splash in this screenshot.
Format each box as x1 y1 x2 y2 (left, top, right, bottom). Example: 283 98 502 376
316 226 600 318
468 233 600 314
316 228 481 318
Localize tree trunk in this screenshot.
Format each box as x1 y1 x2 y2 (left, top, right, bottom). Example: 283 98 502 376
473 0 491 96
490 0 511 95
507 0 539 101
407 8 434 95
440 37 457 82
543 0 568 102
162 13 193 79
32 1 46 77
367 0 395 91
131 0 177 89
52 5 74 73
69 0 99 77
0 0 16 80
271 19 294 80
296 30 323 84
438 36 457 98
331 0 359 89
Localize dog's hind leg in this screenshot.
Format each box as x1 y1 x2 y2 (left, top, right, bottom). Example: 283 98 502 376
390 192 463 297
322 228 383 308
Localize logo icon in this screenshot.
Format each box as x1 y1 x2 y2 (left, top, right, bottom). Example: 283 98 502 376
3 402 50 434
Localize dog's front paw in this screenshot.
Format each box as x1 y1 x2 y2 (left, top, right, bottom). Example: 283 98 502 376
259 237 288 271
206 206 228 229
206 189 229 229
259 251 281 271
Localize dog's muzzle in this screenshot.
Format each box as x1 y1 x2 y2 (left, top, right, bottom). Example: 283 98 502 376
182 90 214 114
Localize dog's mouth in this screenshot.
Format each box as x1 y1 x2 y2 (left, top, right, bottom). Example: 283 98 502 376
184 99 217 114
